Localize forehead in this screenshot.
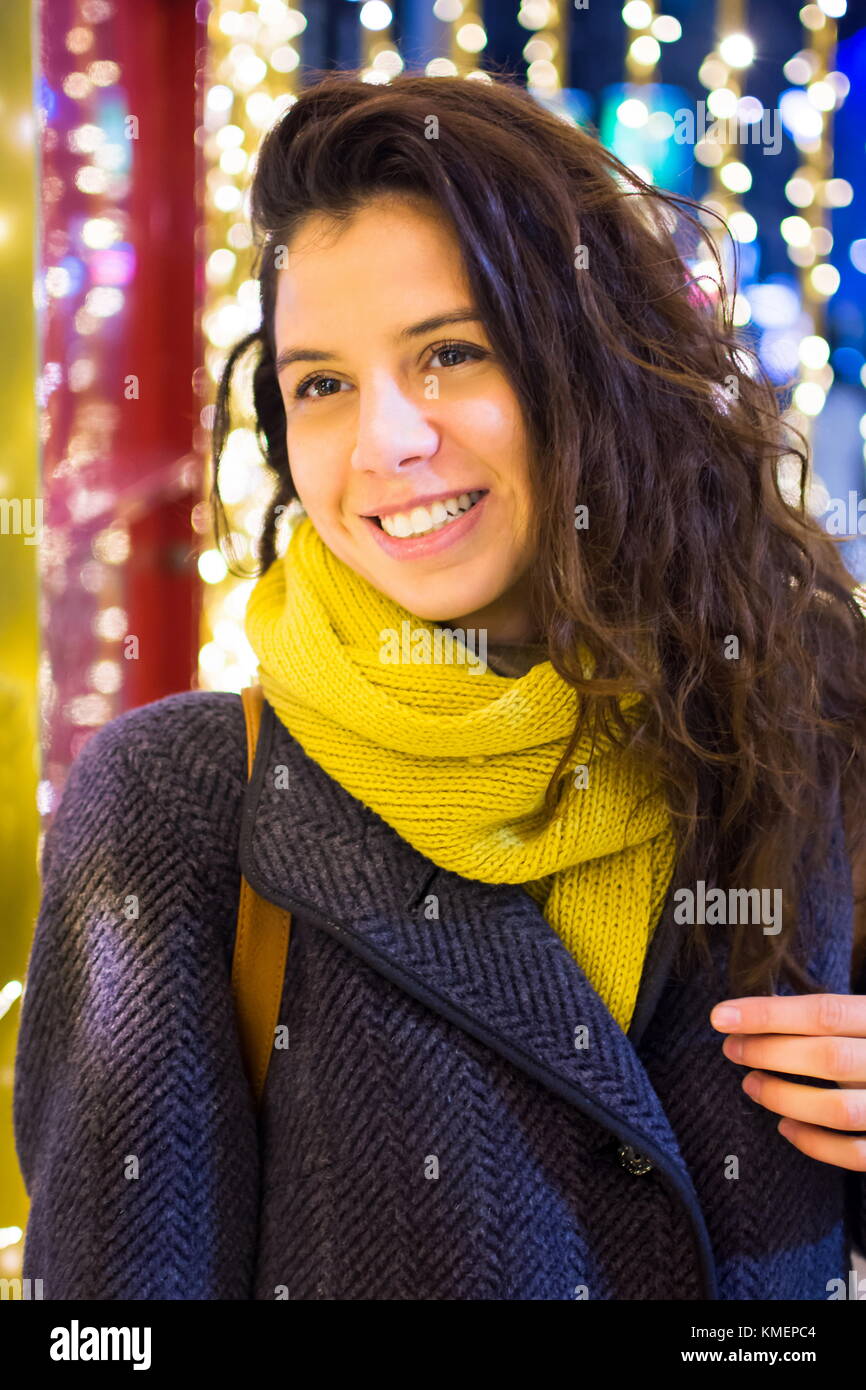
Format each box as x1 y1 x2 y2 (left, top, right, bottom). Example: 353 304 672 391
273 197 471 331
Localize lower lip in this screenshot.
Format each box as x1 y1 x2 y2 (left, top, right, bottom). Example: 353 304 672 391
361 493 488 560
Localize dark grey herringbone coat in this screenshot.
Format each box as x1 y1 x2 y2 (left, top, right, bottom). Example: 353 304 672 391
13 690 866 1299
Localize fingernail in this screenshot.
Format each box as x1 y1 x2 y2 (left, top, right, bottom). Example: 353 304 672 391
711 1005 741 1028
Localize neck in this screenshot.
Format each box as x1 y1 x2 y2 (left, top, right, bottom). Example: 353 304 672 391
439 613 541 645
439 574 542 646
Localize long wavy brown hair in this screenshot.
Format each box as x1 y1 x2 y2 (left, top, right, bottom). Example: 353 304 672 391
210 70 866 997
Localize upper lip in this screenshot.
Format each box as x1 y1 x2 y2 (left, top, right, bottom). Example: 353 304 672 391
360 488 487 520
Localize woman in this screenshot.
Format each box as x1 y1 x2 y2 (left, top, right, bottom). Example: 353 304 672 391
14 71 866 1301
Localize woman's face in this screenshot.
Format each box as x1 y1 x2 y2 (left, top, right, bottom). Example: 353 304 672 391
271 195 538 642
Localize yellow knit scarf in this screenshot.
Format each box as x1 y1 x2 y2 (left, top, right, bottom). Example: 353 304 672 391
244 515 678 1032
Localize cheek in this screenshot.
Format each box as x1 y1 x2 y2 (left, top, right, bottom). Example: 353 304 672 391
456 394 530 489
284 428 344 514
451 391 521 448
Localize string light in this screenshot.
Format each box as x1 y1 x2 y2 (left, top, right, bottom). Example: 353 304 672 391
517 0 566 98
441 0 488 81
624 0 659 87
614 4 681 186
37 9 140 773
689 0 760 349
200 2 307 693
778 1 847 442
359 0 403 83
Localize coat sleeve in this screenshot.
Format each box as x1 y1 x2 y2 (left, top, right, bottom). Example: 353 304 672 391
12 701 259 1299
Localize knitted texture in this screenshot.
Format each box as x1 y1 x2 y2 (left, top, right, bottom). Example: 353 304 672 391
13 690 865 1300
244 516 678 1032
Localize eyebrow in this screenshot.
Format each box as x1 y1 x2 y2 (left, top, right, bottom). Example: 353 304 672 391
273 309 483 376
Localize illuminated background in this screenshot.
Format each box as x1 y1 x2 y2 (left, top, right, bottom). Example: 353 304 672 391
1 0 865 1283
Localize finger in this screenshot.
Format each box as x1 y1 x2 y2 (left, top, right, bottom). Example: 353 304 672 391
711 993 866 1037
721 1032 866 1084
776 1117 866 1172
741 1069 866 1130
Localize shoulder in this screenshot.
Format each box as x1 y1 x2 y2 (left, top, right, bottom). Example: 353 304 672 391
48 689 248 867
64 688 245 787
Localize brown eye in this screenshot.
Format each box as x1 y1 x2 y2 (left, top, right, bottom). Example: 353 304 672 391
429 342 487 370
294 375 345 400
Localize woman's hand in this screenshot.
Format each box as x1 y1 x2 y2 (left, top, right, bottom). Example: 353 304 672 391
710 994 866 1172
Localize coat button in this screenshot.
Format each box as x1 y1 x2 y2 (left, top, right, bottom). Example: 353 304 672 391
617 1143 654 1176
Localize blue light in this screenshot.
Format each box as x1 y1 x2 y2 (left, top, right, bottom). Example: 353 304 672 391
58 256 87 297
39 76 57 121
747 279 801 329
831 346 865 382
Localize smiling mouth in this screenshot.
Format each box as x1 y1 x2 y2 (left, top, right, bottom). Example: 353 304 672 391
371 490 486 538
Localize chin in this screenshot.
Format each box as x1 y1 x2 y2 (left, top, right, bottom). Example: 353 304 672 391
391 582 500 626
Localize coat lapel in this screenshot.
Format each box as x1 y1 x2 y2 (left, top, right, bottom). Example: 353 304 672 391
239 700 706 1199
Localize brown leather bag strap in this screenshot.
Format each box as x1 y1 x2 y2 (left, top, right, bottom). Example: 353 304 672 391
232 683 292 1106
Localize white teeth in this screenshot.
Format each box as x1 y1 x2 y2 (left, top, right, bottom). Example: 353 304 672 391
380 490 483 538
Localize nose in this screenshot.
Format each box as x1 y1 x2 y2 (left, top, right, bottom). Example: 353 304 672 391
349 371 440 475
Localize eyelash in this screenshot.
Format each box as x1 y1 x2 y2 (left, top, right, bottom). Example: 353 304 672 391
292 340 488 401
